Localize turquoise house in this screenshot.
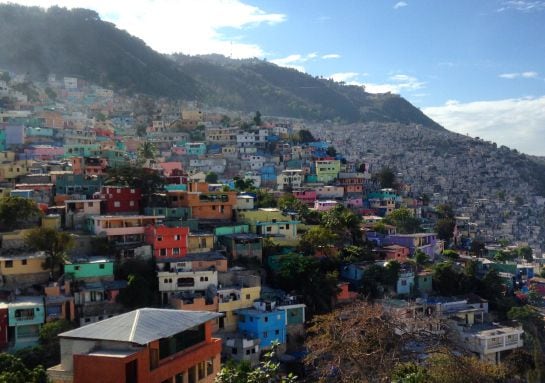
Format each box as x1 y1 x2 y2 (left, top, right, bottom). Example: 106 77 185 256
5 296 45 350
64 258 114 280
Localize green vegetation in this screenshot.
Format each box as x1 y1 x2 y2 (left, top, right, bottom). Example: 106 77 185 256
24 227 75 275
0 195 42 231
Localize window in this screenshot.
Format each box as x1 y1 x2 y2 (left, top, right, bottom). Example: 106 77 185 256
74 266 80 271
173 248 180 255
401 280 407 286
5 260 13 268
164 278 169 284
21 259 27 266
129 201 135 207
286 224 290 229
198 361 205 380
157 236 163 241
231 348 238 355
160 249 167 256
114 201 121 208
130 189 135 194
264 316 269 323
88 202 94 207
275 330 280 335
207 358 214 376
117 188 121 194
266 227 272 232
174 235 181 241
263 331 268 338
246 294 251 300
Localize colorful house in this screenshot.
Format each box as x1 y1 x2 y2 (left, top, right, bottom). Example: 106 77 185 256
237 208 299 244
385 233 438 258
99 186 142 214
144 225 189 258
315 159 340 183
4 296 45 350
237 301 287 350
47 309 222 383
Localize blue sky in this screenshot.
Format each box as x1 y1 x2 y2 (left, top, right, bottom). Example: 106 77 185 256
4 0 545 155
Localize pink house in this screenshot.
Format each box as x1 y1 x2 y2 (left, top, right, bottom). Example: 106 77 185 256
24 145 64 160
293 189 316 206
314 200 338 211
344 197 363 209
172 146 187 155
160 162 183 177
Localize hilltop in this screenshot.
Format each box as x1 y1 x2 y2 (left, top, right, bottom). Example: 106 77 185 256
0 4 440 127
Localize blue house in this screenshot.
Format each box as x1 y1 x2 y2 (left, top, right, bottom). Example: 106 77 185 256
340 262 367 288
4 296 45 350
237 301 287 349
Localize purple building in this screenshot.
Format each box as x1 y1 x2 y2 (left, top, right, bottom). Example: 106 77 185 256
384 233 437 258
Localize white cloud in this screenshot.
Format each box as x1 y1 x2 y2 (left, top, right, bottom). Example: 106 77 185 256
393 1 408 9
423 96 545 156
497 0 545 12
270 52 335 72
322 53 341 59
329 72 360 83
499 71 538 79
1 0 286 58
365 74 425 94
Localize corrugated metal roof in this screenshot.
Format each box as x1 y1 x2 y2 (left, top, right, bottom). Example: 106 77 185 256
60 308 221 345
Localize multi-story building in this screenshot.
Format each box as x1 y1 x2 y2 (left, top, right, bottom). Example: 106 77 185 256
217 277 261 333
1 296 45 350
87 215 164 246
237 208 299 244
385 233 438 258
145 225 189 258
47 308 222 383
237 300 287 351
276 169 303 191
65 199 101 230
0 250 49 289
98 186 142 214
315 159 340 183
170 182 236 221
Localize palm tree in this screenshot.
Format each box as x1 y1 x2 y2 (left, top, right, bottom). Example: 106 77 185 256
137 142 158 163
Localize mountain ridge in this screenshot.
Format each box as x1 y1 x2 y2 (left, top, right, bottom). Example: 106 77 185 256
0 4 440 128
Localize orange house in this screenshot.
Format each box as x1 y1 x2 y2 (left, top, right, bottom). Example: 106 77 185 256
48 309 222 383
381 244 411 262
145 225 190 258
169 182 236 220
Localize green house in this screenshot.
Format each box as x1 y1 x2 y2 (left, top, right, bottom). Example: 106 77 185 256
64 258 114 280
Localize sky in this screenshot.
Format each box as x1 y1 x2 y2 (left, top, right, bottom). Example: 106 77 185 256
3 0 545 155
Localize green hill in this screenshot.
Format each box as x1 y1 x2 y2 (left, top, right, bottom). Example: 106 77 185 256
0 4 441 128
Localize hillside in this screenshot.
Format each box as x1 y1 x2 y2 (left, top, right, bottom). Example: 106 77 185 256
0 4 440 128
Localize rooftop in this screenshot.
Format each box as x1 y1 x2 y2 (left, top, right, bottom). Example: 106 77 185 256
60 308 222 345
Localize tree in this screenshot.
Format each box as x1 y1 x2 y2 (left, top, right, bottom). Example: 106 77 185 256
383 208 422 234
137 141 158 163
321 204 362 244
24 227 75 275
469 239 485 257
516 246 533 262
0 196 41 230
233 177 255 192
0 353 47 383
414 249 429 270
442 249 459 261
255 190 277 208
432 262 470 296
435 218 455 242
297 129 315 143
435 204 455 219
326 145 337 157
424 352 507 383
116 258 158 308
215 342 296 383
305 302 405 382
276 253 339 315
298 226 338 256
253 110 262 126
375 167 396 188
205 172 219 183
277 193 309 220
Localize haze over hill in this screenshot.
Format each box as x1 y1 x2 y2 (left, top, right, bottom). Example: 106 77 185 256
0 4 440 128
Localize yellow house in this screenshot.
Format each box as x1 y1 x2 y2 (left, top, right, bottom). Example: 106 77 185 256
0 160 32 181
0 251 49 288
188 233 215 253
217 285 261 332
